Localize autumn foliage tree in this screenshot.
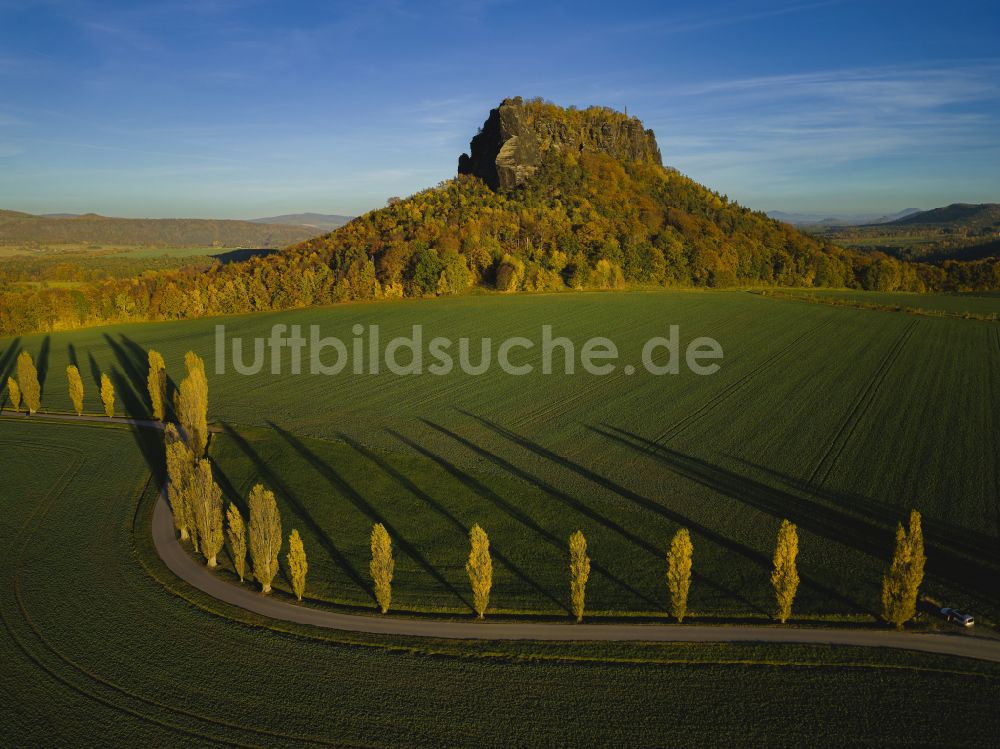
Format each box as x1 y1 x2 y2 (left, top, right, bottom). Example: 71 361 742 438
6 376 21 412
100 373 115 418
569 530 591 623
666 528 693 622
226 503 247 582
164 424 195 542
190 459 224 567
882 510 926 629
465 524 492 619
66 365 84 416
176 351 208 455
147 349 167 421
16 351 40 414
248 484 282 594
370 522 394 614
771 519 800 624
287 529 308 601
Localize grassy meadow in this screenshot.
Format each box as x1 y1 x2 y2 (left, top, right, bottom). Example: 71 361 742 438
2 418 999 747
2 290 998 622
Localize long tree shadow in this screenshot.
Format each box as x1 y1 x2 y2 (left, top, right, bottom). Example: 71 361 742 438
35 336 50 397
66 343 79 370
120 334 178 420
419 418 669 611
107 365 165 477
87 352 102 390
595 424 1000 607
103 334 150 417
730 455 1000 565
349 430 567 613
0 337 21 407
458 411 870 615
267 422 471 611
220 422 375 604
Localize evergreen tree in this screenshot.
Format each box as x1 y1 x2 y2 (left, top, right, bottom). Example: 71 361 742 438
882 510 926 629
164 424 195 542
226 502 247 582
465 524 492 619
100 373 115 418
248 484 282 594
666 528 693 622
16 351 40 414
175 351 208 455
190 459 224 567
66 365 84 416
370 522 394 614
771 519 800 623
287 529 308 601
6 376 21 413
569 530 591 623
147 349 167 421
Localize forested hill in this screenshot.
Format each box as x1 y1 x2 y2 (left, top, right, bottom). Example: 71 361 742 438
2 98 998 336
881 203 1000 231
0 210 318 247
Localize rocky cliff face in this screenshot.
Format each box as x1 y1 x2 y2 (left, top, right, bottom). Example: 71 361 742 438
458 97 663 190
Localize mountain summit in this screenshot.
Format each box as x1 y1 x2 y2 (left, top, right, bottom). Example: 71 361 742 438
458 97 662 190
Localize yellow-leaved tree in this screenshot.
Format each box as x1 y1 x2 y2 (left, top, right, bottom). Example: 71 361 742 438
287 529 308 601
66 365 84 416
100 373 115 418
175 351 208 455
771 519 800 623
465 524 492 619
226 503 247 582
164 424 195 543
248 484 282 593
881 510 926 629
6 376 21 413
190 459 224 567
17 351 40 414
666 527 693 622
370 522 394 614
569 530 591 622
147 349 167 421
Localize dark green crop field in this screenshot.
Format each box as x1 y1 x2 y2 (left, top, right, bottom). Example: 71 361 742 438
2 419 999 747
3 291 997 621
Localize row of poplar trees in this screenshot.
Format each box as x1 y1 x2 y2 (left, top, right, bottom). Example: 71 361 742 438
4 350 117 418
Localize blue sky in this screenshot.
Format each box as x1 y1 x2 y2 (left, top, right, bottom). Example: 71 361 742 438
0 0 998 218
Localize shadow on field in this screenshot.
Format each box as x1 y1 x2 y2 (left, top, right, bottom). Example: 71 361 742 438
120 334 178 420
0 337 21 407
362 429 569 613
268 422 472 611
103 334 150 417
87 352 102 389
35 336 50 396
220 422 376 604
594 424 1000 608
420 417 670 611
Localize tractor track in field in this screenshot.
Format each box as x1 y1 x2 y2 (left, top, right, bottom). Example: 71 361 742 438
648 316 836 449
805 319 919 491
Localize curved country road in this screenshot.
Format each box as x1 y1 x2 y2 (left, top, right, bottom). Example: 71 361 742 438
5 412 999 662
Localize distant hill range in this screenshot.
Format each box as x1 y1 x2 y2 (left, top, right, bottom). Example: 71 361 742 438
0 209 328 247
249 213 353 233
768 208 921 227
874 203 1000 231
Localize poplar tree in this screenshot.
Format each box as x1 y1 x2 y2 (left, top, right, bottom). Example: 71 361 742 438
465 524 492 619
569 530 591 622
6 376 21 412
666 527 693 622
370 522 394 614
164 424 195 542
175 351 208 455
226 503 247 582
66 365 84 416
190 459 224 567
100 373 115 418
147 349 167 421
287 529 308 601
17 351 40 414
248 484 282 594
882 510 926 629
771 519 800 624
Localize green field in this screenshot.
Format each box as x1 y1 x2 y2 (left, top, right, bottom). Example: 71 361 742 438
2 418 999 747
2 290 998 623
768 287 1000 317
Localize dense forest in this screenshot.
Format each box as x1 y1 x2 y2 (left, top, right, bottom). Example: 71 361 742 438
2 112 998 336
